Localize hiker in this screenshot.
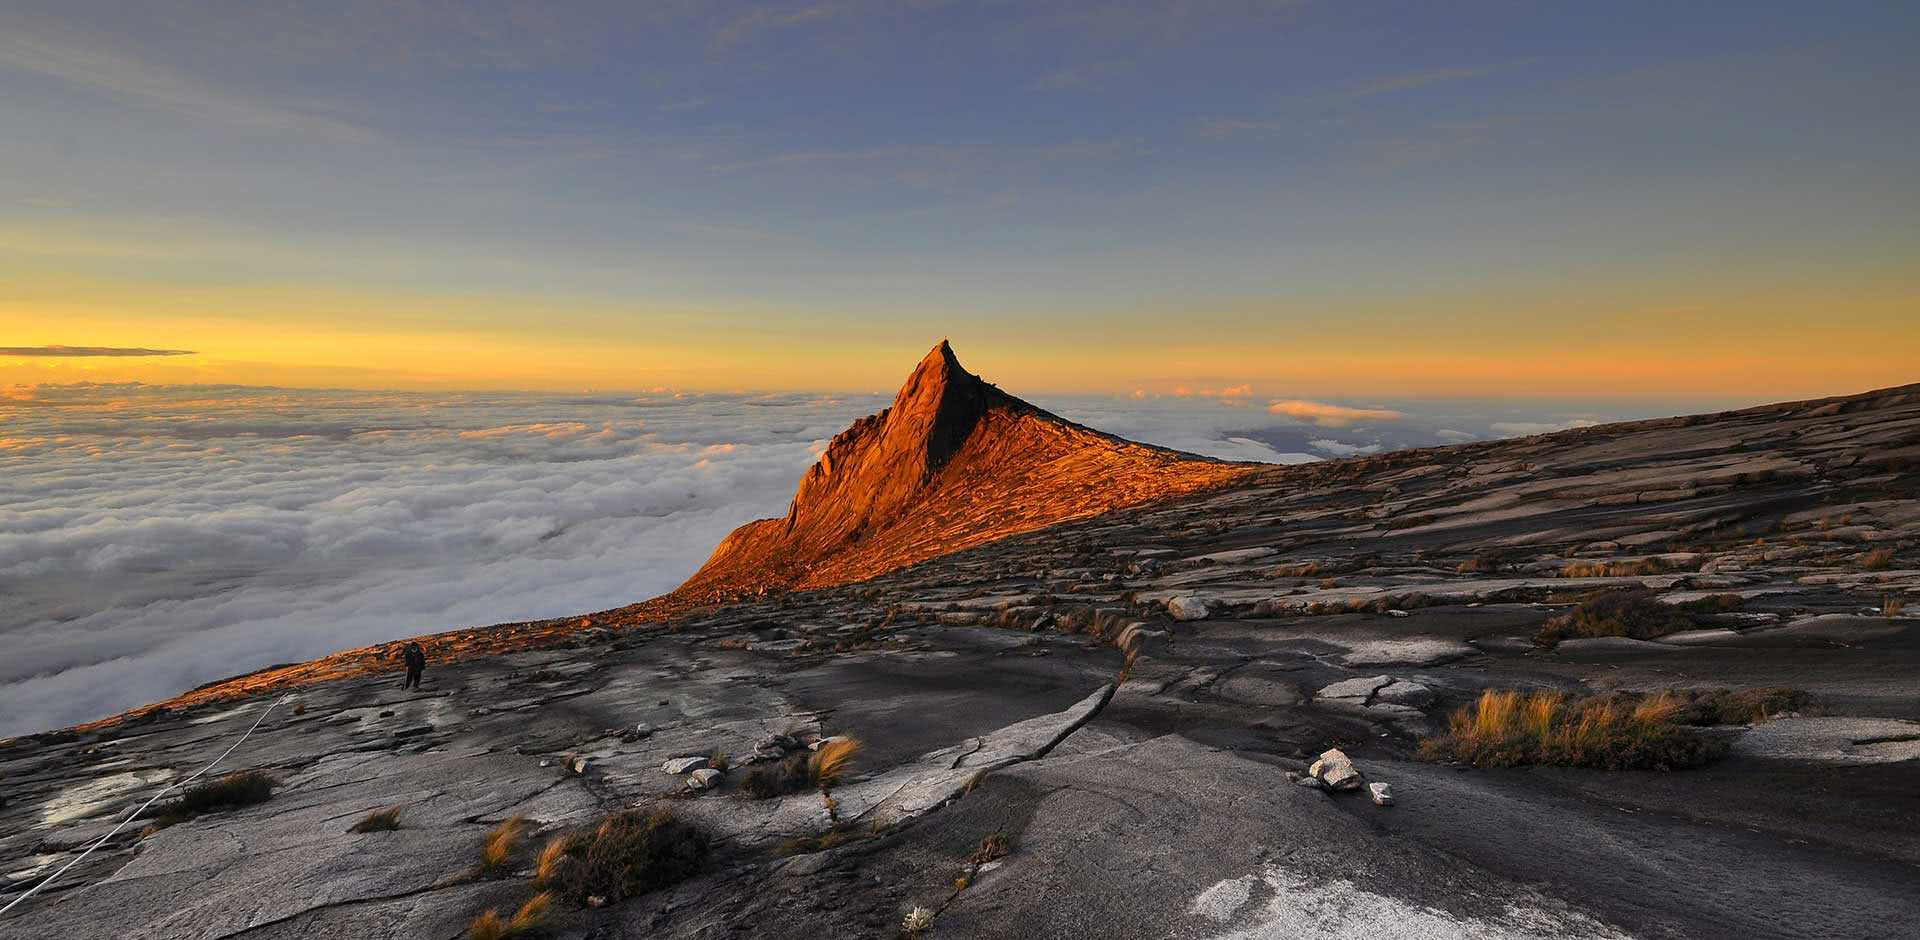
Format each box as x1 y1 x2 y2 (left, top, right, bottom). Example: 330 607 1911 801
401 641 426 690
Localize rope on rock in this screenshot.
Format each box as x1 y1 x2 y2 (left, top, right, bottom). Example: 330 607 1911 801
0 693 292 919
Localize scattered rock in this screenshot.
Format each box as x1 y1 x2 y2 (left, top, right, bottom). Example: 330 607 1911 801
1369 782 1394 806
1372 679 1433 708
688 768 723 789
663 756 709 775
571 756 591 775
1167 595 1212 621
1308 748 1363 791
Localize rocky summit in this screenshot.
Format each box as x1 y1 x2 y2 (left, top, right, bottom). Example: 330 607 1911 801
3 347 1919 940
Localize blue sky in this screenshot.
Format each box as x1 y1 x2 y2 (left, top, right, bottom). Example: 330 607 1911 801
2 1 1916 395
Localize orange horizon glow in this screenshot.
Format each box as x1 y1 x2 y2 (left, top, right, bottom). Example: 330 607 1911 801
5 268 1915 402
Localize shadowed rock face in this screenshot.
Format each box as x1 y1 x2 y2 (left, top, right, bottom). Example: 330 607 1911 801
671 340 1251 601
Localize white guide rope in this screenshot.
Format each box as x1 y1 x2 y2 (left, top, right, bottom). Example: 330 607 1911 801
0 693 292 918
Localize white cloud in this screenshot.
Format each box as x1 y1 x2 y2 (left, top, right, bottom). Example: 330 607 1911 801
0 384 880 735
1266 399 1404 428
1489 418 1599 438
1309 439 1382 457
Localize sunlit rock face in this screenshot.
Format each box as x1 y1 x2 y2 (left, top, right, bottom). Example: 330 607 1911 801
671 340 1253 601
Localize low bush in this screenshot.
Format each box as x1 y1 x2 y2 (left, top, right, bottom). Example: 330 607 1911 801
1417 689 1726 771
1861 548 1895 571
144 770 277 832
740 753 812 798
1676 593 1746 614
1670 687 1810 725
1534 588 1698 646
535 810 709 906
740 737 863 799
966 832 1011 865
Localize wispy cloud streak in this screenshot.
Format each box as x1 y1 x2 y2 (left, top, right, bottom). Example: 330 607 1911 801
1 346 195 357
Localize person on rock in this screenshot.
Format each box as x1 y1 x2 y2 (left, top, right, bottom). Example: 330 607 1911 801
401 641 427 690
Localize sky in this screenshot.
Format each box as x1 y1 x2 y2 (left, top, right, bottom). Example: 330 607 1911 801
0 380 1657 735
3 1 1916 399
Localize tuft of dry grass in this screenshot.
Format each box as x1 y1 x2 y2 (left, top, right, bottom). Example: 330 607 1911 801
536 834 569 883
350 806 404 833
480 816 525 875
1417 689 1726 771
1861 548 1895 571
809 737 862 789
1559 558 1663 578
1270 561 1323 578
1887 595 1905 618
1113 622 1145 681
966 832 1011 865
535 810 709 906
774 824 872 857
468 892 552 940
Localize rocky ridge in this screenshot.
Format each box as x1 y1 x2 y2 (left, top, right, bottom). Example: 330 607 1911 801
3 353 1919 939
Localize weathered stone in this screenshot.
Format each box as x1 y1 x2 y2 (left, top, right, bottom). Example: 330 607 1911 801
663 756 709 775
1167 595 1212 621
1308 748 1363 791
688 768 723 789
1369 782 1394 806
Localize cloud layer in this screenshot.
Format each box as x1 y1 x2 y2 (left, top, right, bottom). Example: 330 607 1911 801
0 383 1673 735
0 384 880 735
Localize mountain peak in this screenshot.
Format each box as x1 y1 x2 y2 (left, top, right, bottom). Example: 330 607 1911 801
668 341 1250 601
887 340 1001 474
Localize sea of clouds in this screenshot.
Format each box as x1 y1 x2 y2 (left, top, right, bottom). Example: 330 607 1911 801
0 382 1667 735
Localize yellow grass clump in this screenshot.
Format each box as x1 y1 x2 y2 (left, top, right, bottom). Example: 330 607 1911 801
468 891 552 940
808 737 862 790
480 816 525 875
1418 689 1724 771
